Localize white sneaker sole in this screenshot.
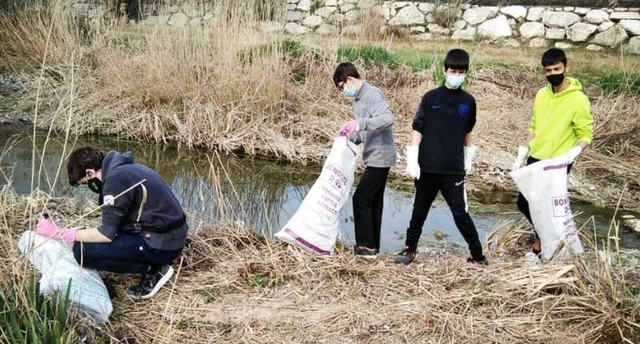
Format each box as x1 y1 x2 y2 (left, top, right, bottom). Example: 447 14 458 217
356 254 378 259
141 266 174 299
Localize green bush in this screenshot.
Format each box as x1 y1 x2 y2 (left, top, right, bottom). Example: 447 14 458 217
407 55 440 72
0 277 73 343
598 73 640 96
239 39 321 65
337 45 399 70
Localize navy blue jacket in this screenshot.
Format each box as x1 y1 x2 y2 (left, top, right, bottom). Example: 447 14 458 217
412 85 476 175
98 151 188 250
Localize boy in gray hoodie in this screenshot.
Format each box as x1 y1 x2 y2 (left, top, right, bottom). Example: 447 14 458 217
333 62 397 258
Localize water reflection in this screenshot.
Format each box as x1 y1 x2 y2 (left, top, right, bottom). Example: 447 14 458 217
3 126 635 252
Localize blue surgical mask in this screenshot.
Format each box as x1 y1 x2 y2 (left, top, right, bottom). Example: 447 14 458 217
342 87 356 98
446 75 466 89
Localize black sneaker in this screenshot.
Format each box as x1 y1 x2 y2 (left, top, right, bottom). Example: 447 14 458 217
353 246 377 259
126 265 174 299
467 256 489 266
394 247 416 265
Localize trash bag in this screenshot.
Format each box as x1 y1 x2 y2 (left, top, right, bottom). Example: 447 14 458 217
275 136 360 256
18 231 113 325
510 157 584 261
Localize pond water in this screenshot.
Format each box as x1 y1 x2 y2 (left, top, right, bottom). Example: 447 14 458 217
1 125 637 252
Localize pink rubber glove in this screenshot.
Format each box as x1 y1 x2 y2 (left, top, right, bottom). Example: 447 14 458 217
36 217 77 243
338 120 359 136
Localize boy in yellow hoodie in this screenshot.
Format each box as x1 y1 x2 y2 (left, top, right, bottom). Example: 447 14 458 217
511 48 594 258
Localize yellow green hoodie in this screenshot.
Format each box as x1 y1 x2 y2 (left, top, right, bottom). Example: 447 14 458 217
529 77 594 160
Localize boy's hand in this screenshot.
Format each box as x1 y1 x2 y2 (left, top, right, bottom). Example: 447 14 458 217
512 146 530 171
338 120 359 136
464 145 478 172
405 146 420 179
36 217 77 243
561 146 582 164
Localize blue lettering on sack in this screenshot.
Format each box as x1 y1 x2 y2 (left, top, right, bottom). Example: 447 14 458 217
458 104 469 117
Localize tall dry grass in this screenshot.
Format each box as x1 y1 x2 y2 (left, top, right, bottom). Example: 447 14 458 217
1 0 348 163
1 1 640 342
2 185 639 343
1 0 640 211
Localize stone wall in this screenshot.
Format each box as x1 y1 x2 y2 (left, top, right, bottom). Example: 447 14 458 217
279 0 640 54
74 1 640 54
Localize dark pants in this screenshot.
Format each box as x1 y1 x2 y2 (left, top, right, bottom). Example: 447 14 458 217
353 166 390 251
516 156 573 225
405 173 484 261
73 234 183 275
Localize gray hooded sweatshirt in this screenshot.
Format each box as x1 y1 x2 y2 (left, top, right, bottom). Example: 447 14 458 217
350 81 397 168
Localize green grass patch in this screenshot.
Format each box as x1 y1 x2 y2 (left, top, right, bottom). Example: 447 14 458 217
177 317 194 330
250 272 269 288
337 45 399 69
0 277 73 344
405 55 440 72
248 272 282 288
195 286 232 304
597 73 640 96
239 39 322 65
291 70 307 85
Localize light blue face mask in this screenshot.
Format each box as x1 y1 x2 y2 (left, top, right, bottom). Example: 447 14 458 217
343 87 356 98
446 75 466 89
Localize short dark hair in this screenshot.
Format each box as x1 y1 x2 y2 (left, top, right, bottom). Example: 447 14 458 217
333 62 361 87
67 146 105 186
444 49 470 72
541 48 567 67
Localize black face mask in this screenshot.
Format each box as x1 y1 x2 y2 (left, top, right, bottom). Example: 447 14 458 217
546 73 565 87
87 178 102 194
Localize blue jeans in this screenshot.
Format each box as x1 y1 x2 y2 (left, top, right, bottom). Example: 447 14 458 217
72 234 183 274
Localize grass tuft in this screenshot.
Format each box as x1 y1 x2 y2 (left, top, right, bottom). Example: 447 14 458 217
0 276 74 343
337 45 399 70
598 73 640 96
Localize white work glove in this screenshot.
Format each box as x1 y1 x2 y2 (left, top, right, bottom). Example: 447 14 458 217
463 145 478 172
512 146 529 171
405 145 420 180
561 146 582 163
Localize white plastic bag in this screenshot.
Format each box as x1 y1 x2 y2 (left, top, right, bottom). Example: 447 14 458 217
18 231 113 325
510 158 584 261
275 136 360 256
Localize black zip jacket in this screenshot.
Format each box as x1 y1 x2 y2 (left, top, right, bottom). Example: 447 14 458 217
412 85 476 175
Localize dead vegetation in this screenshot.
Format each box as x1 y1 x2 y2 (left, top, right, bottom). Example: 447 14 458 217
1 190 639 343
0 0 639 219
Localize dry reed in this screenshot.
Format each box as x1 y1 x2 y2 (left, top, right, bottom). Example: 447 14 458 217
1 2 639 208
1 189 639 343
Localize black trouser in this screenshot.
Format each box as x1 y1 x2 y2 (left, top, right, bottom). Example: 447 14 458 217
404 173 484 261
73 234 183 275
516 156 573 225
353 166 390 251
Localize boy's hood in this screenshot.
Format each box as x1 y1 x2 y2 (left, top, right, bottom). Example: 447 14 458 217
101 151 134 176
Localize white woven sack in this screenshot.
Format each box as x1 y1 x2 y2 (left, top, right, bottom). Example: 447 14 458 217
510 158 584 261
18 231 113 325
275 136 360 256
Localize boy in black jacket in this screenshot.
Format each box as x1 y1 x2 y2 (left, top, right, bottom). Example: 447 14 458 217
395 49 487 265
